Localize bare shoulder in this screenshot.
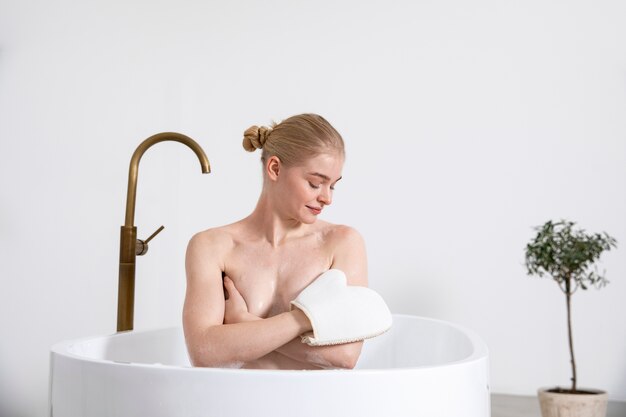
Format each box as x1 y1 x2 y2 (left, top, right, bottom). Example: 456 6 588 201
188 225 235 250
318 222 368 286
319 222 366 250
185 225 236 273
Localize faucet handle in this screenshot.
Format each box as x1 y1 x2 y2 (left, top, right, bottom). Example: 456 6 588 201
136 225 165 256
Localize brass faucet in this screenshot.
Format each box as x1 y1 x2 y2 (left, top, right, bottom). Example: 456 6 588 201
117 132 210 332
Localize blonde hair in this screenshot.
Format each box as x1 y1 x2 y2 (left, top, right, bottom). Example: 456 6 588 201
243 113 344 167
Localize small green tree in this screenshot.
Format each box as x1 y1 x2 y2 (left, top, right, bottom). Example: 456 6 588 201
524 220 617 393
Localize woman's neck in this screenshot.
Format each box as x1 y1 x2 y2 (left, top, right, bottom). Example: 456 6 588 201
245 192 309 247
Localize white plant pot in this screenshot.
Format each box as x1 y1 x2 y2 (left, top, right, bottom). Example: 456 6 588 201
538 387 608 417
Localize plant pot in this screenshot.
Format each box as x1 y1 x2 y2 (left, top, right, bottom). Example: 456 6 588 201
538 387 608 417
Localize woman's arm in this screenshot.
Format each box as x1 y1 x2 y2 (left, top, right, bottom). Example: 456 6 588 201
274 337 363 369
274 225 368 369
225 278 359 369
183 231 312 368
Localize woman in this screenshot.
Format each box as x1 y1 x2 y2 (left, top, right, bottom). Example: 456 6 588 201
183 113 367 370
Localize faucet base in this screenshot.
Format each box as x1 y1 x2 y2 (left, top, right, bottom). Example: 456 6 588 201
117 226 137 332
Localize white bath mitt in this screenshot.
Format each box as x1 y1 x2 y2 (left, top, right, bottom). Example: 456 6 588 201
290 269 393 346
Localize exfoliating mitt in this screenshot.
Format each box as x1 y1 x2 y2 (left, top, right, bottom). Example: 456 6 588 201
290 269 393 346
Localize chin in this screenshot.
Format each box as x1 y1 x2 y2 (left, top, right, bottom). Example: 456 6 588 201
299 214 318 225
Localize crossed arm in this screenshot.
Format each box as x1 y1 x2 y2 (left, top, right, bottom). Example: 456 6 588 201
182 226 367 369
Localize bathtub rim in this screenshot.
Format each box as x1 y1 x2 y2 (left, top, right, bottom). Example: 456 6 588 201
50 314 489 375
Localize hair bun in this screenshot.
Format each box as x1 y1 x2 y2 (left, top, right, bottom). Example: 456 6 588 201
243 125 272 152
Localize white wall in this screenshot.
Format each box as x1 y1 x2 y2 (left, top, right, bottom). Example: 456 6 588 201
1 0 625 415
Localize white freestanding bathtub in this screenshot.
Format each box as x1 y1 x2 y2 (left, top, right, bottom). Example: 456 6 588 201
49 314 490 417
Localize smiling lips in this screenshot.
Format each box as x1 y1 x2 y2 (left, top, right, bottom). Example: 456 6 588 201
306 205 322 215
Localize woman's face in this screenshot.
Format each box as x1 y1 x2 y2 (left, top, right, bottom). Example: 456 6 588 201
271 152 344 224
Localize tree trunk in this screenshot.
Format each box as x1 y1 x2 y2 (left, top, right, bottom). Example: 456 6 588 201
565 277 577 393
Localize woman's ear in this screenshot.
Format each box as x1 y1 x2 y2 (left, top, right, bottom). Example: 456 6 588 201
265 156 281 181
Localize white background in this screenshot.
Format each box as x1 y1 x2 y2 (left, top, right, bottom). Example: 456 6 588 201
1 0 625 416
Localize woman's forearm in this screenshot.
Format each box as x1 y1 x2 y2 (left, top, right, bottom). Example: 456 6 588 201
189 309 311 367
234 310 360 369
275 338 362 369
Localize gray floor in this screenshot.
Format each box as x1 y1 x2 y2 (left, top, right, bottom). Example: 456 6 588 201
492 394 626 417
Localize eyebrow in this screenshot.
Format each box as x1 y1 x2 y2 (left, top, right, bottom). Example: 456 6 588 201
308 172 342 182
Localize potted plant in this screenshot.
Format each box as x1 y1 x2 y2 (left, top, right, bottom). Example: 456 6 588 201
524 219 617 417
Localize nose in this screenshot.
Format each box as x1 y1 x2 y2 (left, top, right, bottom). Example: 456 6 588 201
318 186 332 206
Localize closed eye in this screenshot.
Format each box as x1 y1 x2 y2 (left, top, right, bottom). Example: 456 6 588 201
309 181 338 191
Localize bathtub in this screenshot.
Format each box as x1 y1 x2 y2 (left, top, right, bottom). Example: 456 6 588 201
49 314 490 417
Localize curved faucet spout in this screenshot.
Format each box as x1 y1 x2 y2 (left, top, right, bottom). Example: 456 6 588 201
118 132 210 332
124 132 211 228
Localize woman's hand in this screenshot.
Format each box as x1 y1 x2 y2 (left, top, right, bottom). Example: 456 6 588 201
223 276 259 324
